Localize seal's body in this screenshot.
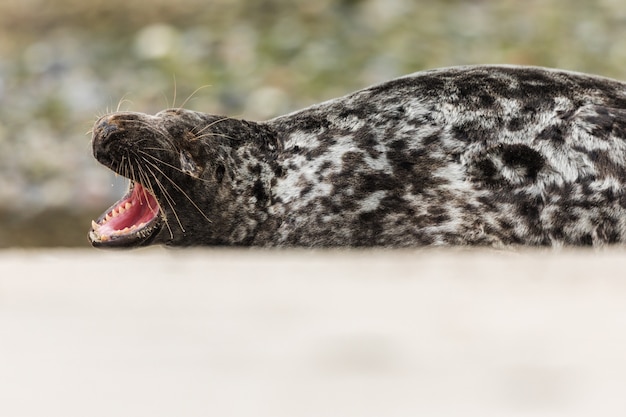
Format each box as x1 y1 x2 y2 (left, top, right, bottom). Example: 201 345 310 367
89 65 626 248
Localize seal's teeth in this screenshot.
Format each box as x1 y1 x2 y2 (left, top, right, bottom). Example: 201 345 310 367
124 202 132 210
105 213 112 222
91 220 99 231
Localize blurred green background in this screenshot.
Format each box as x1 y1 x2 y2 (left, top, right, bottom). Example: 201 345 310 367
2 0 626 247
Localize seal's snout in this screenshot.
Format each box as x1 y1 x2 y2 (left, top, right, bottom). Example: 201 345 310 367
91 112 144 164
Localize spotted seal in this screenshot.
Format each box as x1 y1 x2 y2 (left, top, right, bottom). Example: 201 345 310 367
89 65 626 248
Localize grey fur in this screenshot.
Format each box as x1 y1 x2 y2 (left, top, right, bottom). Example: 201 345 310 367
89 65 626 247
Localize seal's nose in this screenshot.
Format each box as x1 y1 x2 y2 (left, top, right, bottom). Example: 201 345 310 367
95 117 119 140
92 115 121 165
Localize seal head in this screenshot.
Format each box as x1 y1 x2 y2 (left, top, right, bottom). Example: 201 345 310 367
89 108 280 247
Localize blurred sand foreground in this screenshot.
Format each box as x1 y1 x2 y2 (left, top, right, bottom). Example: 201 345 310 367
1 248 626 417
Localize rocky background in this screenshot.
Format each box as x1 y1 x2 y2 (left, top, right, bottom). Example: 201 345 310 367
2 0 626 247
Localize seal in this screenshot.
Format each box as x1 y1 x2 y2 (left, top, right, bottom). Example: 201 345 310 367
89 65 626 248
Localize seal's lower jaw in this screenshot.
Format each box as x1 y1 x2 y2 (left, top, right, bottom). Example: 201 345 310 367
89 182 162 248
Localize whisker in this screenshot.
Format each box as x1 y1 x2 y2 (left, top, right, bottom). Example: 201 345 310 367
138 161 185 211
133 119 179 153
133 153 179 238
120 154 129 180
137 165 177 239
141 147 177 152
140 156 213 224
142 161 186 234
137 167 159 215
171 74 176 109
192 132 235 141
192 117 232 138
137 150 213 184
177 84 212 110
116 94 134 112
129 155 137 183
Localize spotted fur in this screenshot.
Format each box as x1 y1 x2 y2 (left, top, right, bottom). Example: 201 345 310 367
90 65 626 247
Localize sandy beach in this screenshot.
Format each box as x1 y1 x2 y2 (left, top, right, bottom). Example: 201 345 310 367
1 248 626 416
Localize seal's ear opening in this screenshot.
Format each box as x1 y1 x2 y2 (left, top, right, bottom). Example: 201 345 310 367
89 182 163 248
215 164 225 183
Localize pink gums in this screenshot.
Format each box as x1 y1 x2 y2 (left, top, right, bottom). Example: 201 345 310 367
98 183 159 234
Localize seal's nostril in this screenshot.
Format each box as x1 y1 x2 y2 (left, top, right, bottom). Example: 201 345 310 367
96 120 118 140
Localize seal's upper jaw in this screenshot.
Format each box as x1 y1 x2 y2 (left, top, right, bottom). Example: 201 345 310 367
89 182 163 248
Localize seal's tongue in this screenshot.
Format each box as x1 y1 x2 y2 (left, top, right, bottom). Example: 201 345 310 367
91 182 160 242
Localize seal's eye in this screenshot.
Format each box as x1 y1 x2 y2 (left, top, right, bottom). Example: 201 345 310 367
180 150 199 176
215 164 225 183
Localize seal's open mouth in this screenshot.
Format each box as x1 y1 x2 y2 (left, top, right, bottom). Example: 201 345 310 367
89 182 162 247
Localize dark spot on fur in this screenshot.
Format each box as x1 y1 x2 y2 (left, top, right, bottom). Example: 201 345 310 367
472 158 500 185
358 211 379 223
252 180 269 206
273 165 284 177
319 161 332 172
452 123 493 143
342 151 364 167
602 187 616 201
587 150 625 177
294 115 330 132
248 163 262 175
584 112 613 140
507 118 524 131
501 144 545 180
352 209 385 247
355 128 381 158
358 172 398 194
415 75 446 97
428 206 450 223
536 125 565 143
300 183 313 197
306 149 322 161
337 102 379 122
583 107 626 141
478 94 495 107
389 139 407 152
578 233 594 246
523 98 557 114
422 132 440 146
519 197 541 219
387 144 446 194
392 105 406 118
